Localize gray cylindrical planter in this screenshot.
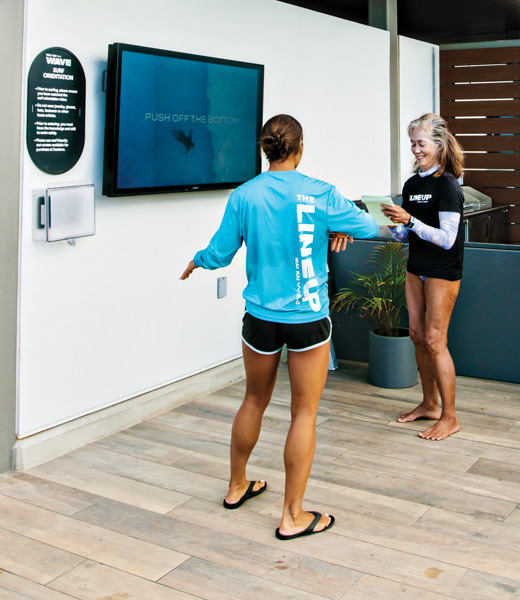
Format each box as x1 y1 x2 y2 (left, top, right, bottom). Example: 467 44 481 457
368 328 418 388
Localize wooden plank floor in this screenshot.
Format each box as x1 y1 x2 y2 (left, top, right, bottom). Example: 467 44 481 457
1 360 520 599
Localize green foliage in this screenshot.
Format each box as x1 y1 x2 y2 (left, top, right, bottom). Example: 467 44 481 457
331 242 408 337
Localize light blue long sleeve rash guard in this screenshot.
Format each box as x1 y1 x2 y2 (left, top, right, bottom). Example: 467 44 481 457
194 171 379 323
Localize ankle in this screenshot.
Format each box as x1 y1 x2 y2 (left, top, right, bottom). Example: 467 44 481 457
439 412 459 422
420 399 440 411
228 478 247 492
282 502 302 520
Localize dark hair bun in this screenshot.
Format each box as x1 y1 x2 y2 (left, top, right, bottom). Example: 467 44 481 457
261 132 288 162
260 115 303 163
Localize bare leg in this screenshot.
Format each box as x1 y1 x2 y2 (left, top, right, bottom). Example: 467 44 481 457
397 273 461 440
397 272 441 423
418 278 461 440
224 342 281 504
277 341 333 537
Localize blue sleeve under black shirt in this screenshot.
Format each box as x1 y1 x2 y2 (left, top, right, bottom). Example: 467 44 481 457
402 170 465 281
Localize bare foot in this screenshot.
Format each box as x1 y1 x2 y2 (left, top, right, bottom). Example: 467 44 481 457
418 416 460 441
397 403 441 423
277 511 332 538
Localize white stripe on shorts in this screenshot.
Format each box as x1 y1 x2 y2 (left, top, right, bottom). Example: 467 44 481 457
241 336 283 355
287 317 332 353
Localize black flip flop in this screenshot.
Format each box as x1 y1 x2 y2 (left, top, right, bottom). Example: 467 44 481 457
223 480 267 509
275 511 335 540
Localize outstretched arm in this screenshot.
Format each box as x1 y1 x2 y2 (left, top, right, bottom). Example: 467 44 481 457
326 190 379 239
181 192 243 280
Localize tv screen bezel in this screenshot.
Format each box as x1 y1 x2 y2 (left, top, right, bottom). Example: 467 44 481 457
102 42 264 197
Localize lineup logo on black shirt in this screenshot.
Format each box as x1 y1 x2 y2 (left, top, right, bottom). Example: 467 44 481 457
409 194 432 203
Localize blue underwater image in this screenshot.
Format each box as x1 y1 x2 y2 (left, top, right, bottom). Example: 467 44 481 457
116 50 260 190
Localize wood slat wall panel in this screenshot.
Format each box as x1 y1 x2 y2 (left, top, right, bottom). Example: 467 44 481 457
507 223 520 241
456 136 520 152
440 46 520 67
481 188 520 204
447 118 520 134
440 65 520 84
441 82 520 101
464 153 520 169
508 206 520 220
463 170 520 187
441 100 520 117
440 47 520 241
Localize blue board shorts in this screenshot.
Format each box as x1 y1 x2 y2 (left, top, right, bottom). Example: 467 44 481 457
242 312 331 355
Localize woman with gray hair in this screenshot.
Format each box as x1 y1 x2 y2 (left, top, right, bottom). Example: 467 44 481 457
382 113 465 441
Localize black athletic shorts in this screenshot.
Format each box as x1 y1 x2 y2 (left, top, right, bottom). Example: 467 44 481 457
242 312 331 355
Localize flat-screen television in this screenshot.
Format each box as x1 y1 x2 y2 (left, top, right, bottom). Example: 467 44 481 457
102 43 264 197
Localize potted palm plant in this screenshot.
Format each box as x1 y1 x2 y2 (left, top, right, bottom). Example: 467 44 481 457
331 242 417 388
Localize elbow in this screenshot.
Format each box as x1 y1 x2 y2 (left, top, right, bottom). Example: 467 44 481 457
435 236 456 250
359 222 379 239
443 233 458 250
358 218 379 239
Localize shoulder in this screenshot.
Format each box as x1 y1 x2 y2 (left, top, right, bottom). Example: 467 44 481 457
300 173 333 189
404 173 421 185
234 172 267 193
435 171 464 210
437 171 459 185
436 171 464 196
294 171 334 192
229 173 268 205
238 170 336 197
403 173 421 191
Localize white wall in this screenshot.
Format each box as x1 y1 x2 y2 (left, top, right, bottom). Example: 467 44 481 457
0 0 23 471
399 35 439 189
18 0 392 436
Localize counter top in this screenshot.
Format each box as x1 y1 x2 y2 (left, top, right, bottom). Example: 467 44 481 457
463 205 508 216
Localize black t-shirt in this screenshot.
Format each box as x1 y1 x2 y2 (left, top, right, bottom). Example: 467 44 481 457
402 171 465 281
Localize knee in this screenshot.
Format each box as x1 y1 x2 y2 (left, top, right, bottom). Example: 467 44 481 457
242 392 271 414
409 327 425 348
290 400 318 423
424 331 446 357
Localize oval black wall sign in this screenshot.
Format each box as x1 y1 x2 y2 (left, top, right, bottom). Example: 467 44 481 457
27 47 86 174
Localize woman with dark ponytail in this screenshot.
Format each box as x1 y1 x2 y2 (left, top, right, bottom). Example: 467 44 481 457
181 114 378 539
382 113 465 441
